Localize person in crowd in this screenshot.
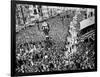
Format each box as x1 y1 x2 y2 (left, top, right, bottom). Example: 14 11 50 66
41 21 50 35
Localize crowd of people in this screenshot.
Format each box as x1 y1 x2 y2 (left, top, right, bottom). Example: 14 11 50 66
16 30 95 73
15 5 96 73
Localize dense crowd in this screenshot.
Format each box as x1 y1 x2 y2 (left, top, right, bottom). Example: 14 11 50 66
15 5 96 73
16 31 95 73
